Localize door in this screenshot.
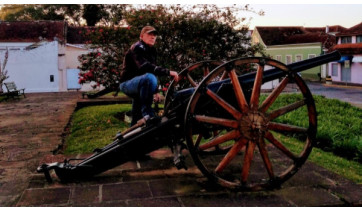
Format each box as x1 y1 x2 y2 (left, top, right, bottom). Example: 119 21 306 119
67 69 81 90
341 64 351 82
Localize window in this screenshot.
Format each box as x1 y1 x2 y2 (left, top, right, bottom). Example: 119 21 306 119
286 55 292 65
308 54 316 59
341 36 352 43
295 55 303 62
50 75 54 82
275 55 282 62
357 35 362 43
332 63 338 77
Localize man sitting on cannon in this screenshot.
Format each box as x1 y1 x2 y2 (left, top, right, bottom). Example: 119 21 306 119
119 26 179 126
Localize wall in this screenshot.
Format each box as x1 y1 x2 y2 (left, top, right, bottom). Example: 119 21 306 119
65 45 89 69
0 41 59 93
351 60 362 84
58 43 67 91
329 59 362 85
251 29 266 49
65 44 97 91
0 42 34 50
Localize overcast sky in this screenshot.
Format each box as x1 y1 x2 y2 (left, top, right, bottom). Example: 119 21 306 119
3 1 362 30
246 4 362 30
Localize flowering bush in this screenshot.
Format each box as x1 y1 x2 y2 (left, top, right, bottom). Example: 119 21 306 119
77 5 265 89
78 48 123 90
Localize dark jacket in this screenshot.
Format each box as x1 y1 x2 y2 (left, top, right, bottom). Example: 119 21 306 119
120 40 170 82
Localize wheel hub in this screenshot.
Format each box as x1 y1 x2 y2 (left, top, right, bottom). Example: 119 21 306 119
239 111 268 141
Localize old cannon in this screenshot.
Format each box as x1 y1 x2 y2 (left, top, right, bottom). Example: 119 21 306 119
38 51 341 191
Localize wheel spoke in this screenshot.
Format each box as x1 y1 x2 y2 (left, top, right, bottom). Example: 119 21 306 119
260 77 289 112
199 130 240 150
186 73 198 87
215 137 247 173
206 89 242 119
268 122 308 133
203 65 210 77
264 131 297 160
220 71 229 80
241 141 256 183
267 99 307 121
194 133 203 148
250 64 264 110
229 69 249 112
257 137 274 179
188 64 200 71
195 115 239 129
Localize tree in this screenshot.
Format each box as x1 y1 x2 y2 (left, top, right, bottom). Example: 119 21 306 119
82 5 104 26
0 4 123 26
0 48 9 93
0 5 82 23
78 5 265 89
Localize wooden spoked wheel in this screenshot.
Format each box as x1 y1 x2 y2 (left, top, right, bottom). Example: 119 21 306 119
184 57 317 190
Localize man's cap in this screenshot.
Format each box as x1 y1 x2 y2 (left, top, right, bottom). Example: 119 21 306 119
140 26 158 36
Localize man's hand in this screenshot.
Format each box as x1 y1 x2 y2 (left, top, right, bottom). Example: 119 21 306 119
170 71 179 82
153 93 162 103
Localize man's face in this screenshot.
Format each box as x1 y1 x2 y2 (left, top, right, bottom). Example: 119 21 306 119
141 32 157 46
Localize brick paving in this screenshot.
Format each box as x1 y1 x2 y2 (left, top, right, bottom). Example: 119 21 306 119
0 90 361 207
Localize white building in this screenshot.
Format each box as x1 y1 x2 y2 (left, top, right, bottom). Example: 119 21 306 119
0 21 91 93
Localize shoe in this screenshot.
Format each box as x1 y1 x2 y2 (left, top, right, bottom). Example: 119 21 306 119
146 116 161 126
136 115 150 126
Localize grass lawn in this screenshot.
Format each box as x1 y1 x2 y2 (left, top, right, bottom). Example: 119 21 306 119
0 94 7 102
64 94 361 183
275 133 361 184
265 94 362 162
64 104 132 154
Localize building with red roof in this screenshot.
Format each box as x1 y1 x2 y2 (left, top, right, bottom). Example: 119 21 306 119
328 22 362 85
251 25 345 81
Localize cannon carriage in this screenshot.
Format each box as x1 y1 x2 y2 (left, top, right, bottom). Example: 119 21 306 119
38 51 341 191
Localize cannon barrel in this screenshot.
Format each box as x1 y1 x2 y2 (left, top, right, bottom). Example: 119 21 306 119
213 50 341 90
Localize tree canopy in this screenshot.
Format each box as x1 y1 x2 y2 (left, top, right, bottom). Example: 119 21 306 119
77 5 265 89
0 4 126 26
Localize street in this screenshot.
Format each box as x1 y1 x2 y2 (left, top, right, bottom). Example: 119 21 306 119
307 82 362 108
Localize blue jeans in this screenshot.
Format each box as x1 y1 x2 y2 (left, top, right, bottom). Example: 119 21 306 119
119 73 158 126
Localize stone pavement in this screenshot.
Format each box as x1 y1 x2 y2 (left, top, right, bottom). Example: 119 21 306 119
0 92 79 206
0 91 361 207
